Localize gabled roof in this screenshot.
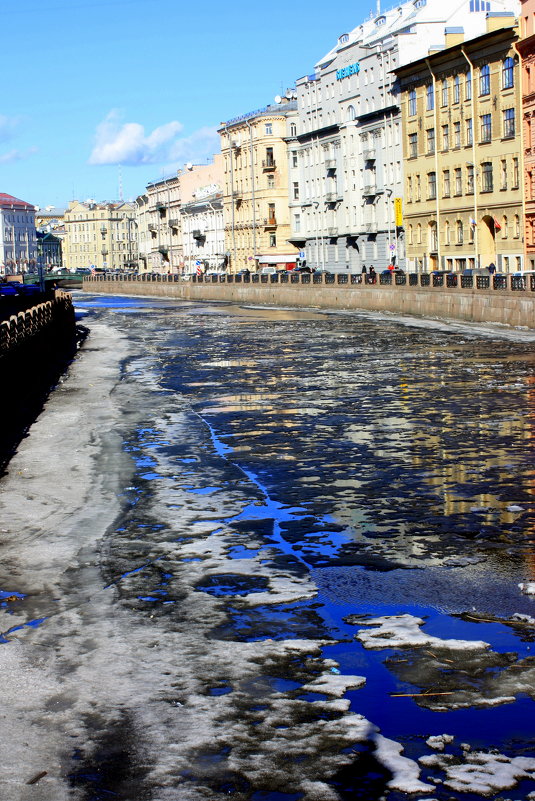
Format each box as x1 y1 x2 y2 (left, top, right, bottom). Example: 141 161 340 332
0 193 34 211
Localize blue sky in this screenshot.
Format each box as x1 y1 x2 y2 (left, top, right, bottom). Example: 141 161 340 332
2 0 363 209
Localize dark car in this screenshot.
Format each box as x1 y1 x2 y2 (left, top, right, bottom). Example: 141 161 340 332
381 268 405 275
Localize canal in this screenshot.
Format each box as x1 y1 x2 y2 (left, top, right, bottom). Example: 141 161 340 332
1 292 535 801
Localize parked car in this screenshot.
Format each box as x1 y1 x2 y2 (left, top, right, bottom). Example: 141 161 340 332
381 268 405 275
259 266 277 275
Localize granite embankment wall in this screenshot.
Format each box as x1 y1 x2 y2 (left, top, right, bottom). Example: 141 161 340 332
0 292 78 469
84 274 535 329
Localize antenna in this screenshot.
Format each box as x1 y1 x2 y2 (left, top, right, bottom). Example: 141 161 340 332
118 166 123 202
376 0 380 13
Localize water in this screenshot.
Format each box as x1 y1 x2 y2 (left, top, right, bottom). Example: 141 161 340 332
2 292 535 801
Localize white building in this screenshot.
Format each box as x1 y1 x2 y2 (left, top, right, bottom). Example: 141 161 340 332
137 174 181 274
291 0 520 272
0 193 37 275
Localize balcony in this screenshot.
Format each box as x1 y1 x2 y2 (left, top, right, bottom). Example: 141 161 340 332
192 229 206 240
325 192 341 203
148 223 156 231
262 159 276 171
362 222 377 233
362 185 377 197
326 227 338 237
363 149 376 161
169 218 179 228
325 158 336 170
264 217 277 227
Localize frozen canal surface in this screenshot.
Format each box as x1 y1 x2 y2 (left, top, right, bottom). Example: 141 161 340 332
1 294 535 801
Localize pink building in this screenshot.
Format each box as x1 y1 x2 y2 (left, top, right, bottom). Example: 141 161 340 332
519 0 535 266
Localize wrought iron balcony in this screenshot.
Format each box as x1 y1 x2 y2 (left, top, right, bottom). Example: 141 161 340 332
325 158 336 170
264 217 277 227
262 159 276 171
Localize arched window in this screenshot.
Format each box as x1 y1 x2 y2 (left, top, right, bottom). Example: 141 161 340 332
408 224 413 245
346 105 356 121
444 220 450 245
514 214 520 237
456 220 464 244
502 57 514 89
480 64 490 96
429 222 438 251
417 223 422 244
502 216 508 238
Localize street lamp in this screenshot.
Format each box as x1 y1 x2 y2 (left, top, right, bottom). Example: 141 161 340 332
36 235 45 292
100 224 108 270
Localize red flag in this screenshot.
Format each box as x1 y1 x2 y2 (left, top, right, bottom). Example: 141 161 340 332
493 217 502 230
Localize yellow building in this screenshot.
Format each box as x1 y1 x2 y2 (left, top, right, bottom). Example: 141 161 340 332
63 200 137 272
396 15 524 273
219 97 299 273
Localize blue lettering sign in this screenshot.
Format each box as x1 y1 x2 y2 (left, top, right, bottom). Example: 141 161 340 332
336 62 360 80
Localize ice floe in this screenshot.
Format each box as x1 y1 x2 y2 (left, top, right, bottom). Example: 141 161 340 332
519 582 535 596
353 614 490 651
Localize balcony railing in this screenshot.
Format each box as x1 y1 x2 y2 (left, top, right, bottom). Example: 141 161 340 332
262 159 276 171
362 185 377 196
362 222 377 233
325 159 336 169
363 149 376 161
325 192 341 203
192 229 206 240
264 217 277 226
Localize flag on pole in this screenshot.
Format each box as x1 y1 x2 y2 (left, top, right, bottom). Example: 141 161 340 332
493 217 502 230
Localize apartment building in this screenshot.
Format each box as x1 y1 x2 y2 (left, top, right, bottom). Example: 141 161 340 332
63 200 137 272
397 15 523 273
219 97 299 273
180 157 225 274
0 193 36 275
136 174 181 274
518 0 535 266
292 0 520 273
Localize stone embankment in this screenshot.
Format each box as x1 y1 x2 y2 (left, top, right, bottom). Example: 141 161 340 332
85 272 535 329
0 291 78 468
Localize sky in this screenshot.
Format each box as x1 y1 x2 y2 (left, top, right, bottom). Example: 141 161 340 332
2 0 366 210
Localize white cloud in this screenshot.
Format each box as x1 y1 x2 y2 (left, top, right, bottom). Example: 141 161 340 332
89 110 219 167
0 147 37 164
0 115 22 143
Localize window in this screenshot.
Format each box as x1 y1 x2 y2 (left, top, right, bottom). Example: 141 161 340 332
408 224 413 244
503 108 515 138
482 161 493 192
416 174 421 201
347 105 356 121
267 173 275 188
427 127 435 154
466 118 473 145
442 124 449 150
467 164 474 193
407 175 413 201
454 168 462 195
453 75 460 103
514 214 520 237
293 182 299 200
408 132 418 158
465 70 472 100
502 57 514 89
501 216 508 238
292 151 298 167
290 123 297 136
501 159 507 190
408 89 417 116
268 203 275 222
470 0 490 10
443 169 451 196
426 83 434 110
513 157 519 188
456 220 464 244
480 64 490 96
454 121 461 148
265 123 273 135
480 113 492 142
430 223 438 251
294 213 301 232
428 171 437 199
269 233 277 247
441 80 449 107
445 220 451 244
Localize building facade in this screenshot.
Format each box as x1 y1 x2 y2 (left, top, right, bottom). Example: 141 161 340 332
63 201 137 272
180 157 225 274
518 0 535 266
397 15 523 273
0 193 36 275
219 97 299 273
291 0 520 273
137 175 181 274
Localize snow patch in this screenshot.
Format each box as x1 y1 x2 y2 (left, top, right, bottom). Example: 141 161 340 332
354 614 490 651
374 734 434 793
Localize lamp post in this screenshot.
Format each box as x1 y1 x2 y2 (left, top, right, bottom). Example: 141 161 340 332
36 235 45 292
100 224 108 270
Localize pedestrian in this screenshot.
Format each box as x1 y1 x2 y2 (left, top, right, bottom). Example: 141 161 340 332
488 262 496 275
369 266 376 284
361 265 367 274
388 263 394 272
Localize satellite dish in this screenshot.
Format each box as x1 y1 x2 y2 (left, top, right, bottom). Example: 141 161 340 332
285 91 292 99
274 95 282 104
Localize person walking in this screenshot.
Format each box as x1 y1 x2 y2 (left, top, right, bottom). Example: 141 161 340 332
369 266 376 284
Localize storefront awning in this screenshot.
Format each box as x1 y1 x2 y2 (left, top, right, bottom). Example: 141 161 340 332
256 254 298 264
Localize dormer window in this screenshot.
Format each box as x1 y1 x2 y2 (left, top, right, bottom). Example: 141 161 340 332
338 33 349 44
414 0 426 7
376 15 386 25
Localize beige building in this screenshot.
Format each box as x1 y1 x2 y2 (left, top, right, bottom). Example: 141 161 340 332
396 15 524 273
63 200 137 272
136 174 181 274
518 0 535 267
180 157 225 274
219 98 299 273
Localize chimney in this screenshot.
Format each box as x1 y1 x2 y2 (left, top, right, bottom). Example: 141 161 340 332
444 27 464 48
486 11 516 33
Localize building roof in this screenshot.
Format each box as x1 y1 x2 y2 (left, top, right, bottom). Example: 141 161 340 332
0 193 35 211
